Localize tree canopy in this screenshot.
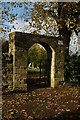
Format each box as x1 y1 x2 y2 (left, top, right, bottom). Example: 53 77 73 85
28 44 47 68
31 2 80 36
2 2 80 37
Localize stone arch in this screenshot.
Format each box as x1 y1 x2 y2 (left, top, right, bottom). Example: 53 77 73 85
9 32 66 91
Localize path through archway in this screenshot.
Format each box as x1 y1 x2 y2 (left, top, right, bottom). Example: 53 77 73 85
27 43 52 91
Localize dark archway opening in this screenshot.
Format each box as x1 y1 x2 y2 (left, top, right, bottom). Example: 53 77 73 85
27 43 52 91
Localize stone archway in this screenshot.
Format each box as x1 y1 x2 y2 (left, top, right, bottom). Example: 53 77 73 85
9 32 66 91
27 42 52 88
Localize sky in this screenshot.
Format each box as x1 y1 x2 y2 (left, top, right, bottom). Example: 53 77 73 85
1 2 38 41
1 2 58 39
2 2 34 32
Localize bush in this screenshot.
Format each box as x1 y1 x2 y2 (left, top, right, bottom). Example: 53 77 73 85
64 55 80 84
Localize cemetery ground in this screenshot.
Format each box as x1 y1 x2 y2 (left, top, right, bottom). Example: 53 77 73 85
2 82 80 120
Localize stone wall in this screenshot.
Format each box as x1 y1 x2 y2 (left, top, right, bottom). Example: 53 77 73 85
13 46 27 90
2 53 13 89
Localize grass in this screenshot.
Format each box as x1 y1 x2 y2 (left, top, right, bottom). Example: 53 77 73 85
27 68 46 79
27 67 45 74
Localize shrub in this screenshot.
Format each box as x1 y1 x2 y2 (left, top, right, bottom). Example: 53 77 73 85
64 55 80 84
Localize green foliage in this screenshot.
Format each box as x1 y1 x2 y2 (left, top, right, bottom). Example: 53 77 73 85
31 2 80 36
28 44 47 68
64 55 80 84
2 2 80 36
27 67 40 74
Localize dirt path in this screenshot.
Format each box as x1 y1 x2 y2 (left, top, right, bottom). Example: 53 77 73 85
2 85 80 120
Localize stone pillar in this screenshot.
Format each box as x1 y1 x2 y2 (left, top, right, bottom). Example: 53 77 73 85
9 33 15 55
13 45 28 91
50 46 65 87
54 47 65 86
9 33 28 91
51 47 55 88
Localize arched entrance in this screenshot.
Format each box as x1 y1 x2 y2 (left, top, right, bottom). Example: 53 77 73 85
9 32 65 91
27 43 52 91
